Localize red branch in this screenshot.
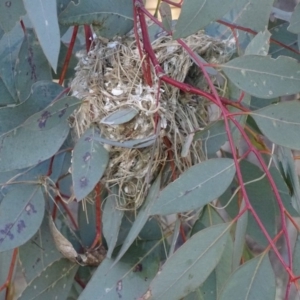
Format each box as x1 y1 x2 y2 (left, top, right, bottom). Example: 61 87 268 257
90 182 102 249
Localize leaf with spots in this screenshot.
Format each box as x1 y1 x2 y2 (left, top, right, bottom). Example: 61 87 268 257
59 0 133 39
23 96 81 131
18 258 78 300
0 81 63 135
100 107 138 125
146 223 230 300
23 0 60 71
0 0 26 32
219 253 275 300
0 118 70 172
0 23 24 101
221 55 300 99
150 158 236 215
251 101 300 150
78 241 161 300
173 0 237 39
15 29 52 102
19 215 62 282
0 184 44 252
72 127 109 201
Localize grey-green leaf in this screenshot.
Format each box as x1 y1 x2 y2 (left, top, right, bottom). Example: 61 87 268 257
251 101 300 150
59 0 133 39
150 158 236 215
159 2 172 32
219 253 276 300
18 258 78 300
0 184 44 252
288 3 300 33
0 0 26 32
221 55 300 99
148 223 230 299
72 127 109 201
19 216 62 282
23 0 60 71
100 107 138 125
244 30 271 56
173 0 237 39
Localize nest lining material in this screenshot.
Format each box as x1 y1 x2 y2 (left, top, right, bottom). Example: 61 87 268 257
70 31 228 209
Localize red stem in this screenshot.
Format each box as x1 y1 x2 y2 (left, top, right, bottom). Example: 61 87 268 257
90 182 102 249
0 248 18 294
59 26 78 85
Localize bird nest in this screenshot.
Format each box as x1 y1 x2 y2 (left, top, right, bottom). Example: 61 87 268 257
70 31 228 209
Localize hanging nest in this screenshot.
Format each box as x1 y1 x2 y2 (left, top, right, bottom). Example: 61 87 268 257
70 31 229 210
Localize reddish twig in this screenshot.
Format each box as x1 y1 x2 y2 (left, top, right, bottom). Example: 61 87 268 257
90 182 102 249
84 25 93 52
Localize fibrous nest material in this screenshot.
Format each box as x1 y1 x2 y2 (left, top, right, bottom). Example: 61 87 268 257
70 30 228 209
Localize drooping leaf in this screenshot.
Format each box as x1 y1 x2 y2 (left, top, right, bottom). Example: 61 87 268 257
221 55 300 99
0 23 23 101
0 184 44 252
78 241 161 300
244 30 271 56
59 0 133 39
19 216 62 282
232 0 273 33
251 101 300 150
72 127 109 201
159 2 172 32
219 253 276 300
0 120 69 172
147 223 230 299
100 107 138 125
0 0 26 32
102 186 124 258
150 158 236 215
15 29 52 102
194 121 227 158
173 0 237 39
23 0 60 71
113 174 161 265
18 258 78 300
23 96 81 131
288 3 300 33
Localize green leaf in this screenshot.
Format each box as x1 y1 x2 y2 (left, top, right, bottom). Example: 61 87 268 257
0 81 63 135
19 216 62 282
251 101 300 150
150 158 236 215
0 23 23 101
59 0 133 39
0 78 14 105
219 253 276 300
221 55 300 99
23 0 60 71
244 30 271 56
15 29 52 102
0 0 26 32
173 0 237 39
23 96 81 131
293 234 300 277
18 258 78 300
233 0 273 33
100 107 138 125
288 3 300 33
113 174 161 265
159 3 172 32
102 186 124 258
0 120 69 171
0 184 44 252
148 223 230 299
72 127 109 201
78 241 161 300
194 121 227 159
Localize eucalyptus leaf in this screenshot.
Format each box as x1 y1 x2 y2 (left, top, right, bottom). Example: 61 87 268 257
251 101 300 150
219 253 276 300
244 30 271 56
0 184 44 252
72 127 109 201
100 107 138 125
288 3 300 33
221 55 300 99
150 158 236 215
23 0 60 71
148 223 230 299
159 2 172 32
